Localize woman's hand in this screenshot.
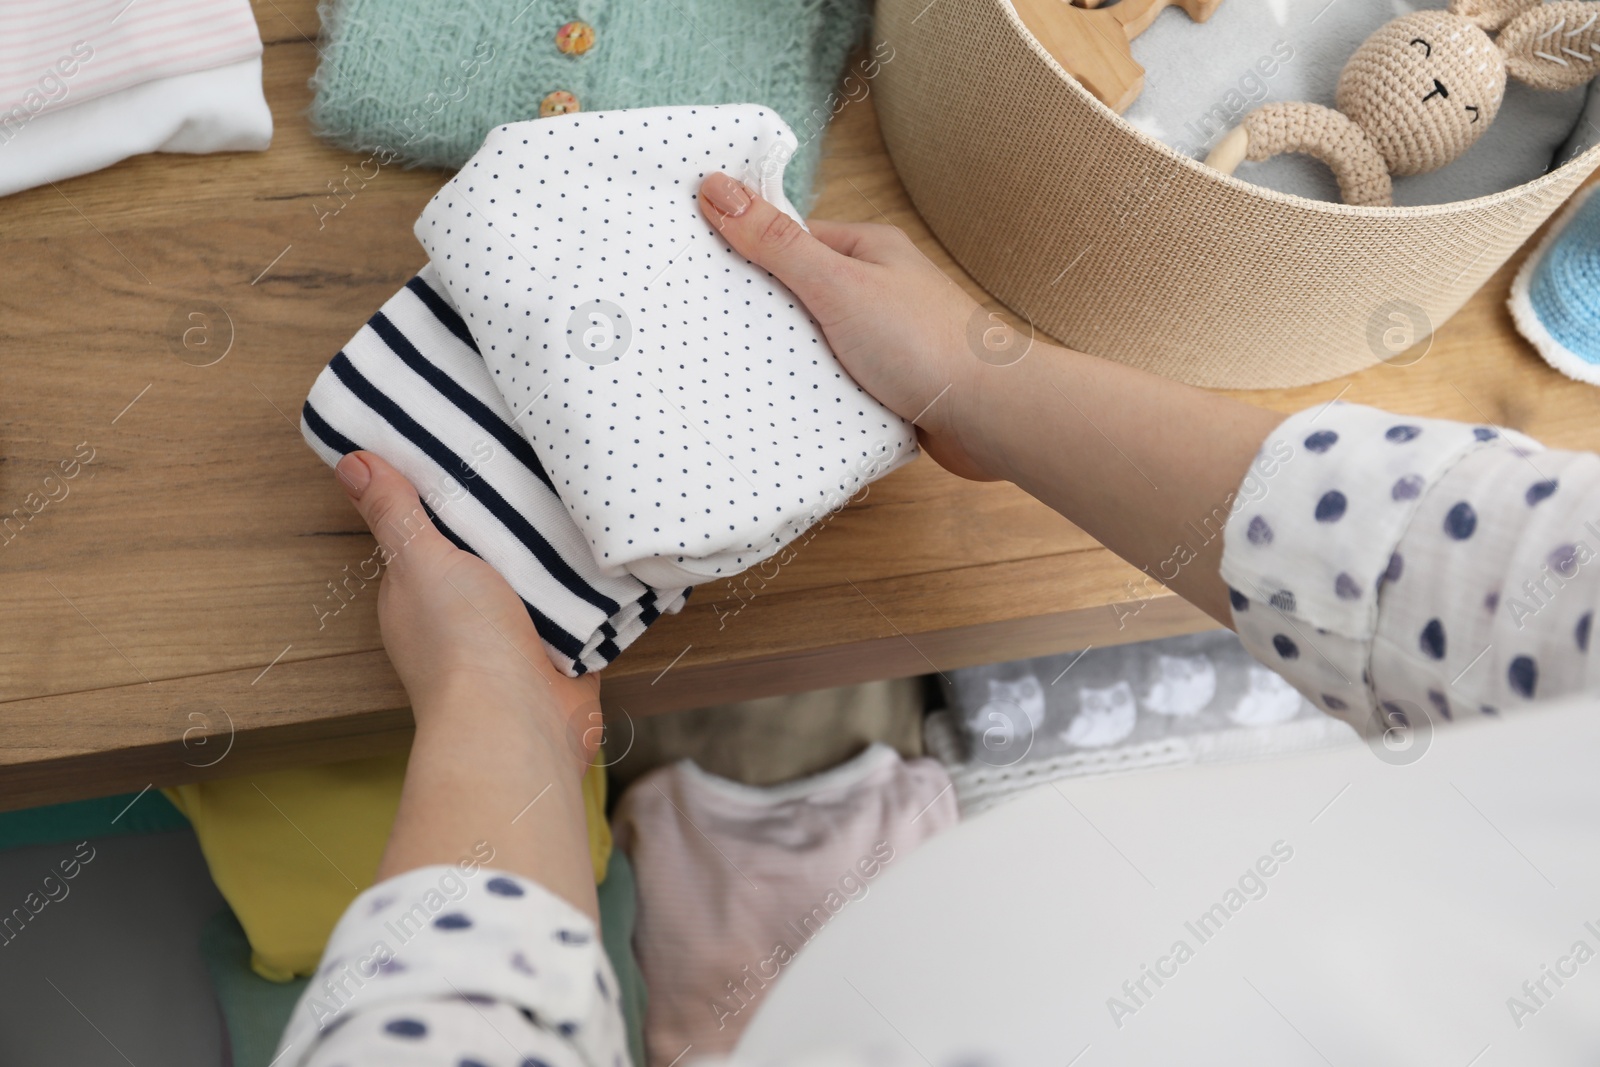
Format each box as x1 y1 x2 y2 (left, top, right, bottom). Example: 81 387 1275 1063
334 451 600 765
698 172 997 481
699 171 1286 628
336 452 602 911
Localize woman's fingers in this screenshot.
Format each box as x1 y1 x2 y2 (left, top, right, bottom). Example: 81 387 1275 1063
809 217 926 269
698 172 863 322
335 452 448 568
806 218 881 259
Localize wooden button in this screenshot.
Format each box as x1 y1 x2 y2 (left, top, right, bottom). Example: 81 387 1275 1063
556 21 595 55
540 90 580 117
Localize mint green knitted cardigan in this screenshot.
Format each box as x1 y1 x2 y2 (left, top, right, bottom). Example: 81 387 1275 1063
310 0 872 212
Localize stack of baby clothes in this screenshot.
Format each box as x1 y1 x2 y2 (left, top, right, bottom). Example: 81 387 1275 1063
0 0 271 196
300 103 918 675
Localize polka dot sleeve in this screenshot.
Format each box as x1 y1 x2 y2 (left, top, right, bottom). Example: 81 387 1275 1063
1218 400 1577 733
1368 439 1600 718
274 865 629 1067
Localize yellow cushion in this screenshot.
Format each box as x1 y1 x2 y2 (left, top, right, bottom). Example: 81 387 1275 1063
166 750 611 982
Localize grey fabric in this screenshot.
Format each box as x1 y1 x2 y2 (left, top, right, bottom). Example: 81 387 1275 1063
1123 0 1592 205
941 630 1326 757
1556 80 1600 166
929 630 1361 817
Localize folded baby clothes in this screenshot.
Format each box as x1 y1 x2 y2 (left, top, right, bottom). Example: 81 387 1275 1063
309 0 873 211
1511 185 1600 384
611 743 958 1064
414 104 918 588
301 264 689 676
928 630 1360 817
0 0 271 196
1122 0 1592 206
303 104 915 671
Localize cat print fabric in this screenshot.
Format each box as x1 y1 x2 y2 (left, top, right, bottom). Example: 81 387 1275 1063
1141 653 1218 717
970 675 1047 744
1231 666 1305 726
944 629 1348 772
1063 680 1138 747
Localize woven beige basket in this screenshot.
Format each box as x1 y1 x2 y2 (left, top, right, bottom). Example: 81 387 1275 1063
873 0 1600 388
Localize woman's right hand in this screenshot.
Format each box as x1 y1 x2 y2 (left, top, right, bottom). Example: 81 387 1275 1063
697 172 999 482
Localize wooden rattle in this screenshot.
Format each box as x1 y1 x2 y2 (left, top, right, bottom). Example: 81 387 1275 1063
1010 0 1227 112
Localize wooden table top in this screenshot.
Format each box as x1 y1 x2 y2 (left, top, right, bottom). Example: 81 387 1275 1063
3 1 1597 811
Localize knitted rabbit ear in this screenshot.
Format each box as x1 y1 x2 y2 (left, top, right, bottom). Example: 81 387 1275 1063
1499 1 1600 90
1448 0 1541 30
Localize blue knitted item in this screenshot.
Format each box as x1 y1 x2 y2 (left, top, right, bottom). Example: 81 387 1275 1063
1510 186 1600 385
309 0 872 212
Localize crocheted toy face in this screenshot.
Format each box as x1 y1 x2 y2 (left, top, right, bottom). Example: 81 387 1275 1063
1336 11 1507 177
1205 0 1600 205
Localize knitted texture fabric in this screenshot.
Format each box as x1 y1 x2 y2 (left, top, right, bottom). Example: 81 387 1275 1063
1335 12 1505 176
1500 2 1600 90
1454 0 1543 27
1244 102 1393 206
308 0 872 212
1510 184 1600 383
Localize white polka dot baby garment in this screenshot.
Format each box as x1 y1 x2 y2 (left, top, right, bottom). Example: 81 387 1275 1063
414 103 919 587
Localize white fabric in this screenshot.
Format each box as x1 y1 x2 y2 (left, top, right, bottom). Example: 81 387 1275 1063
414 104 918 587
300 264 689 678
274 706 1600 1067
275 865 625 1067
0 56 271 197
0 0 262 117
739 695 1600 1064
1222 401 1598 733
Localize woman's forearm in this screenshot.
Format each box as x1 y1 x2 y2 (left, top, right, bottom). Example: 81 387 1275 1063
377 677 599 922
962 344 1286 626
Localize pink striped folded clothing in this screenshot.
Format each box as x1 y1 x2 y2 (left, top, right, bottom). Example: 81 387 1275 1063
0 0 271 196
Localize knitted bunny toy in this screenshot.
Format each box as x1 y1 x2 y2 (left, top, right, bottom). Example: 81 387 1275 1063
1205 0 1600 205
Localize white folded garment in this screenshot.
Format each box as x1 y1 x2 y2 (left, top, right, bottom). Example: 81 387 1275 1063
414 103 918 587
0 0 270 196
0 57 272 197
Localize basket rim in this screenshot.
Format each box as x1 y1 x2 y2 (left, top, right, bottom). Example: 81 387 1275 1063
962 0 1600 220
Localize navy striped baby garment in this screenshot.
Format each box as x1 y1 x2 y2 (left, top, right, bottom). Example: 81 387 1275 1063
302 264 689 677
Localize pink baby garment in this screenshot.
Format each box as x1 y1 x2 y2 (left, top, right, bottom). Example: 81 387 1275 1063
611 742 958 1064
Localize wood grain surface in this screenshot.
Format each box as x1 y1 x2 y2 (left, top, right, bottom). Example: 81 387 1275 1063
2 0 1596 810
